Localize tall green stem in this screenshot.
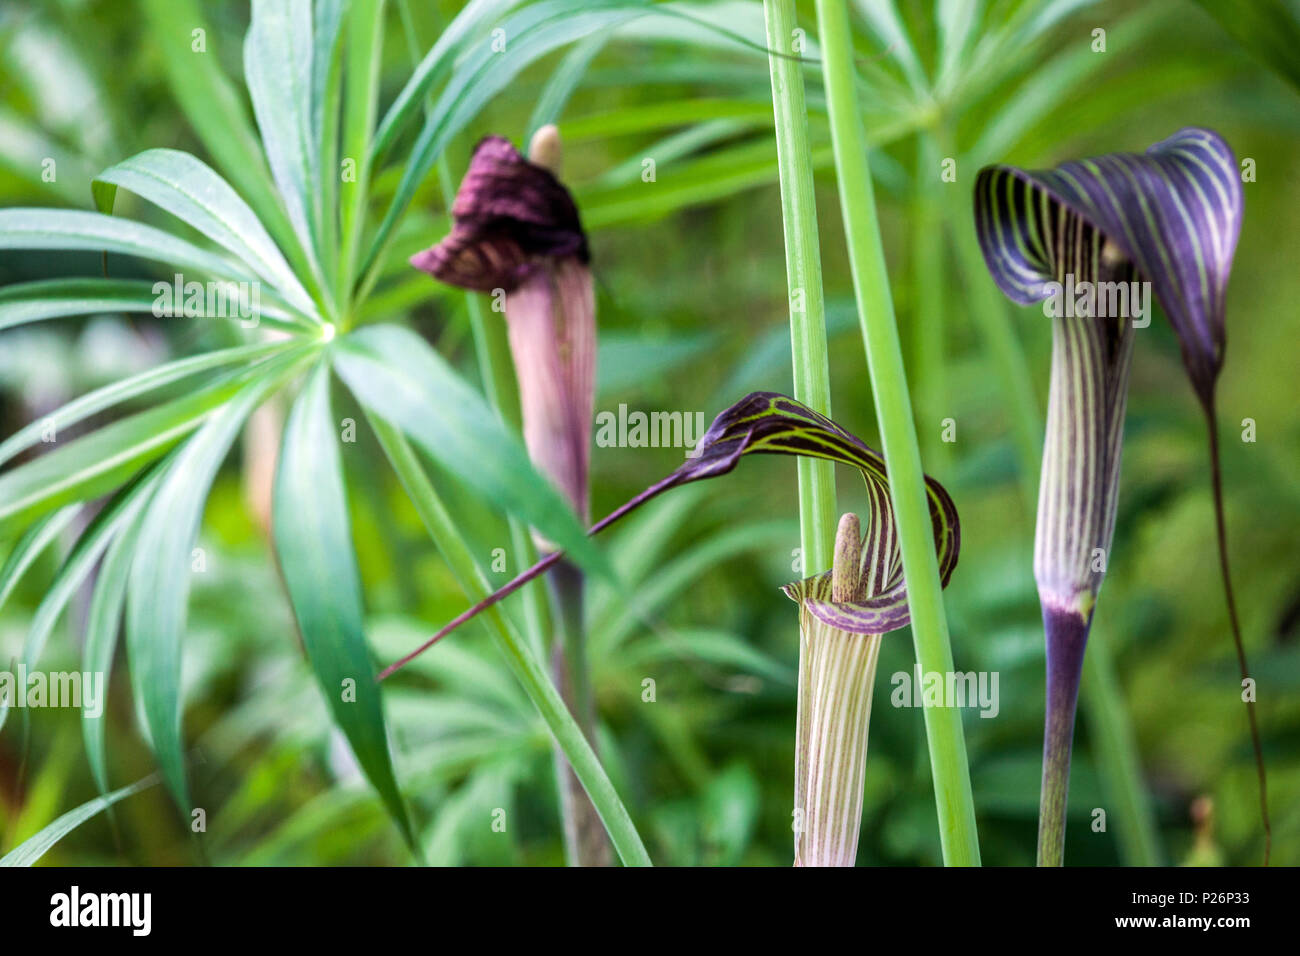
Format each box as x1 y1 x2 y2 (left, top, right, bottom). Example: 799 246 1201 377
814 0 979 865
366 413 651 866
910 133 950 472
763 0 836 576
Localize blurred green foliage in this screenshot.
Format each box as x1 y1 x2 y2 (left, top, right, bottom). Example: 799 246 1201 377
0 0 1296 865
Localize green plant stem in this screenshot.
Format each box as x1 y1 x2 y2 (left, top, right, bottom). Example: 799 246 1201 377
763 0 836 576
366 412 651 866
814 0 979 866
910 132 950 472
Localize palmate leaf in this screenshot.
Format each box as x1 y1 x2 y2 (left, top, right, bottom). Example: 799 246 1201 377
0 467 162 734
92 148 319 320
125 352 311 811
381 392 960 676
273 362 415 848
0 354 304 538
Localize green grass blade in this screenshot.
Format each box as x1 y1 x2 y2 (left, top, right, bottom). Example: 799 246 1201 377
815 0 980 865
763 0 837 576
273 362 417 849
0 773 160 867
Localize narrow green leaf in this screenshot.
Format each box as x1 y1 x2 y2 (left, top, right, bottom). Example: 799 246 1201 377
0 278 303 335
313 0 347 281
92 149 318 319
850 0 928 92
1190 0 1300 91
126 362 302 810
527 33 609 138
362 0 645 282
0 471 161 734
244 0 319 255
0 209 251 282
339 0 388 308
82 501 150 795
141 0 326 310
0 342 291 469
0 773 160 867
365 415 650 866
0 366 271 538
273 362 415 847
371 0 517 164
332 324 609 578
0 506 79 615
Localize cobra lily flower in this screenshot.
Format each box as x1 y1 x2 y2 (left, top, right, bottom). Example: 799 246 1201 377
410 128 607 865
973 127 1265 864
378 392 961 867
410 128 594 523
784 445 958 866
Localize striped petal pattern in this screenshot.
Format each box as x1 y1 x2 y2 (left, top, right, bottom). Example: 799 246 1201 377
975 126 1242 409
972 127 1258 865
626 391 960 635
379 392 961 676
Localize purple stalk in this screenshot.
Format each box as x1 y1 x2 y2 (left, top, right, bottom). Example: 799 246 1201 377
1205 403 1270 865
1037 605 1091 866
